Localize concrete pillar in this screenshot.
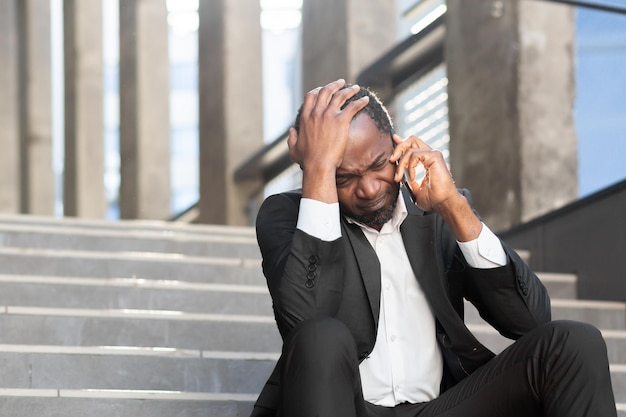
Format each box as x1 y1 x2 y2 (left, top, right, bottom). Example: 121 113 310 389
0 0 20 213
119 0 170 219
446 0 577 231
63 0 106 218
301 0 396 92
17 0 55 215
197 0 263 225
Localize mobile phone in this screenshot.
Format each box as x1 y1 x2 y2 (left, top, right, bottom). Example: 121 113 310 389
391 128 415 203
400 163 416 204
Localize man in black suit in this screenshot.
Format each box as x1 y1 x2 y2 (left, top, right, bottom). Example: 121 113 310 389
252 79 617 417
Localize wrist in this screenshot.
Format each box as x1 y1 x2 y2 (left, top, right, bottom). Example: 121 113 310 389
301 164 339 203
433 191 467 215
435 192 482 242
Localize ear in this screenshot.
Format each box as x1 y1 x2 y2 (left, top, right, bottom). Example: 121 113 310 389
287 127 302 168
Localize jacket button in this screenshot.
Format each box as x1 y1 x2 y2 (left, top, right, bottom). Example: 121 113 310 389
308 255 319 264
305 279 315 288
307 264 317 272
306 271 317 280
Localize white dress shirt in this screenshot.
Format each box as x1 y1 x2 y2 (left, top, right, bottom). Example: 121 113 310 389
296 193 507 406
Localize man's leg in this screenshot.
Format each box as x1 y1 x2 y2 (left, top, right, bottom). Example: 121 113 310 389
278 317 370 417
394 320 617 417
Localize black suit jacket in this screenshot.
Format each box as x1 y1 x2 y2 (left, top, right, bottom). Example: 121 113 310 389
251 188 551 417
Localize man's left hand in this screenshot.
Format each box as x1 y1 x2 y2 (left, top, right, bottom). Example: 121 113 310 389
389 134 458 213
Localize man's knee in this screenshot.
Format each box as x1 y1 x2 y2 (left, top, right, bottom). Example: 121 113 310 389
279 318 363 416
545 320 605 350
537 320 609 365
282 317 358 367
530 321 616 415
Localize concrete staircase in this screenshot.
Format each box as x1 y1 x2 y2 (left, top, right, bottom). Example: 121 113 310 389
0 214 623 416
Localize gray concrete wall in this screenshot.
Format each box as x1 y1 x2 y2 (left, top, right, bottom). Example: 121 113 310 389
17 0 55 215
446 0 577 231
198 0 263 226
119 0 171 220
0 0 20 213
63 0 106 218
302 0 396 91
517 1 578 222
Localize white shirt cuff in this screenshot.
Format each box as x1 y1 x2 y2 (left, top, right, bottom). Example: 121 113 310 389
457 223 507 268
296 198 342 241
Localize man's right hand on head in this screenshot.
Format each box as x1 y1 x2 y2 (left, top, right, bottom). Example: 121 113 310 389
288 79 369 173
288 79 369 203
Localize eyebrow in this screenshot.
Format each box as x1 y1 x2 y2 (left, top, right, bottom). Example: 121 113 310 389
370 151 388 168
336 151 388 179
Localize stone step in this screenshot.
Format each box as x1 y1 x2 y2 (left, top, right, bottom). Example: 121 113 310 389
551 298 626 330
0 274 595 322
0 342 621 397
0 214 255 238
0 307 282 352
538 272 577 299
0 275 272 316
465 298 626 330
0 247 263 285
0 268 576 304
0 248 579 295
603 329 626 364
0 348 620 412
2 304 624 364
0 223 260 259
613 364 626 403
0 392 255 417
0 346 618 406
0 348 275 394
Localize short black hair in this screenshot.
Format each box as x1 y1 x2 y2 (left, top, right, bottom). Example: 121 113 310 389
293 85 394 135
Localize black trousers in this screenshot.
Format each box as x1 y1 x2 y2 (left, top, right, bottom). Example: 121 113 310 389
278 317 617 417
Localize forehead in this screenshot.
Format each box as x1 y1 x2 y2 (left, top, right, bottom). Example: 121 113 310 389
340 114 392 170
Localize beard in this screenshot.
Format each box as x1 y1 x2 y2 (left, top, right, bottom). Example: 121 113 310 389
345 192 398 228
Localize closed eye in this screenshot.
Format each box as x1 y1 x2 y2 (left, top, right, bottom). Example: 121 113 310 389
336 174 354 188
372 158 388 170
369 152 390 171
335 151 390 187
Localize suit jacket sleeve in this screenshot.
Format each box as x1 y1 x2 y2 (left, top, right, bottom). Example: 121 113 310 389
447 190 552 340
255 192 346 338
460 243 552 339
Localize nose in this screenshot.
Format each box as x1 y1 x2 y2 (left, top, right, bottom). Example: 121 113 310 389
355 174 380 200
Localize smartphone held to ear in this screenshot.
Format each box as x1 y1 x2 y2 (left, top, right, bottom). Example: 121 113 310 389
399 163 416 204
403 172 414 195
391 128 416 204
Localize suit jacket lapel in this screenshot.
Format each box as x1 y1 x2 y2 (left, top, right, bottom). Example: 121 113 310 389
400 195 460 328
342 220 382 328
400 210 445 304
